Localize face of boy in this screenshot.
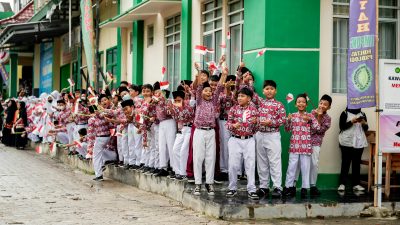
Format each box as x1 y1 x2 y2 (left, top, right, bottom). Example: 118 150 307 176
130 89 139 98
75 92 81 99
237 93 251 106
202 87 212 100
209 81 218 92
57 103 65 110
174 96 183 104
100 97 110 108
200 73 208 83
318 100 331 113
142 88 152 98
263 86 276 99
243 72 253 83
113 96 119 104
123 105 132 117
295 97 307 112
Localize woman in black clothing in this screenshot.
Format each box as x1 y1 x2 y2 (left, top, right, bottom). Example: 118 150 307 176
15 101 28 149
2 100 17 146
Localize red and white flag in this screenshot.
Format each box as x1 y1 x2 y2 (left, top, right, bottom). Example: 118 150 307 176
88 87 95 97
107 71 114 81
161 66 166 81
207 61 218 71
110 128 116 136
160 81 169 90
194 45 214 55
135 114 144 124
74 140 83 148
227 31 231 40
242 110 251 123
220 43 226 49
35 146 43 154
86 152 92 159
286 93 294 103
67 78 75 86
50 143 57 153
256 49 267 58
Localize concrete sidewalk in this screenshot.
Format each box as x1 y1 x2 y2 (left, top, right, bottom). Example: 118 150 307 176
33 143 400 220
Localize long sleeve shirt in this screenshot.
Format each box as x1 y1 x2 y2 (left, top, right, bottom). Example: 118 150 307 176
257 98 286 133
310 109 331 147
218 93 236 120
226 104 259 136
86 117 96 151
170 101 194 131
57 109 72 132
155 96 173 122
194 83 224 128
285 112 321 155
74 103 90 125
139 99 157 145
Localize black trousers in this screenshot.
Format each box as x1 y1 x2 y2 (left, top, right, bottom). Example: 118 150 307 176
15 128 27 149
339 145 364 186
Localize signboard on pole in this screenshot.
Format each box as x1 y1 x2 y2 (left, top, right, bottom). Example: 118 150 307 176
347 0 377 109
379 59 400 153
81 0 96 87
40 42 53 94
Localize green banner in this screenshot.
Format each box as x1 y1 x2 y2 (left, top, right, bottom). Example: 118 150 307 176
81 0 96 87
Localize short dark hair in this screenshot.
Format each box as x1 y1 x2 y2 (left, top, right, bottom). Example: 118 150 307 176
153 82 160 91
120 81 129 86
263 80 277 89
202 81 211 89
57 99 66 104
238 87 254 99
200 70 210 78
210 75 220 82
296 93 308 103
98 94 109 101
142 84 154 92
78 128 87 136
320 94 332 106
121 99 134 108
129 85 140 93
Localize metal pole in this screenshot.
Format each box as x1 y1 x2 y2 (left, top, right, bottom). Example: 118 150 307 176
374 0 382 208
95 0 100 90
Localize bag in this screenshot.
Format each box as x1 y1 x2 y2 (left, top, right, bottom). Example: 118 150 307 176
353 123 368 148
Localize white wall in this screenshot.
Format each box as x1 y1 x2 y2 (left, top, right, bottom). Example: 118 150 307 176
125 27 133 84
120 0 133 13
319 0 376 174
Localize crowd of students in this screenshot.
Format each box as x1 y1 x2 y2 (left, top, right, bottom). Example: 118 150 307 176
2 58 372 200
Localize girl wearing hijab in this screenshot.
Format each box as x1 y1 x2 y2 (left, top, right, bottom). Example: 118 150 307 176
338 107 369 193
14 101 28 149
2 100 17 146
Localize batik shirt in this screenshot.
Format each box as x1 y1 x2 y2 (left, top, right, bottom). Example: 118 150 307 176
139 99 157 145
226 104 259 137
218 93 236 120
57 108 72 132
310 109 331 147
170 101 194 131
86 117 96 152
285 112 321 155
74 103 90 125
194 83 224 128
256 98 286 133
155 96 172 122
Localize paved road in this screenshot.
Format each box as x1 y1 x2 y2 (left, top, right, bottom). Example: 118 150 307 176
0 145 398 225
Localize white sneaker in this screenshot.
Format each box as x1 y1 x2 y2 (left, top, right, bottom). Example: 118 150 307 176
337 184 345 191
353 185 365 192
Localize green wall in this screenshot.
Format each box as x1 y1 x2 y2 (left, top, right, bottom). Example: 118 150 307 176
132 21 144 85
9 53 18 98
243 0 331 188
180 0 192 81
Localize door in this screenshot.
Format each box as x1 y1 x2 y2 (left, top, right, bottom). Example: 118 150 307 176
60 64 70 91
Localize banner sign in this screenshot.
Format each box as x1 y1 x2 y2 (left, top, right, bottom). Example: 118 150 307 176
0 63 9 84
379 60 400 112
347 0 377 109
40 42 53 94
81 0 96 87
379 114 400 153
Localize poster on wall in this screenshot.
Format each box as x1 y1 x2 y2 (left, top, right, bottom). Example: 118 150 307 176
379 114 400 153
40 42 53 94
346 0 377 109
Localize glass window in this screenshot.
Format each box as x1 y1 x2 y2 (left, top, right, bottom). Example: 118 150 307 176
228 0 244 73
147 25 154 47
165 14 181 92
106 47 117 89
332 0 399 93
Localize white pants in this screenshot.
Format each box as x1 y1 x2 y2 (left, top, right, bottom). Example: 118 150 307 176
131 125 143 166
148 124 158 168
285 153 311 189
256 132 282 190
66 122 75 144
218 120 230 173
73 124 88 142
119 128 129 163
228 137 256 193
140 130 152 166
76 142 88 157
93 137 117 177
193 128 215 185
294 146 320 186
172 126 191 175
57 132 69 145
159 119 177 169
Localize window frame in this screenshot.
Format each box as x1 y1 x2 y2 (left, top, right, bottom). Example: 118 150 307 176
165 14 182 92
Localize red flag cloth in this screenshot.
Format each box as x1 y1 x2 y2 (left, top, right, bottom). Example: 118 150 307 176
256 49 267 58
227 31 231 40
286 93 294 103
160 81 169 90
194 45 207 55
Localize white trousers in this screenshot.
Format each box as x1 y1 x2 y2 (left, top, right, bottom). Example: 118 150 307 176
228 137 256 193
172 126 191 175
140 130 152 166
93 137 117 177
66 122 75 144
73 124 88 142
57 132 69 145
294 146 320 186
76 142 88 157
118 128 128 163
159 119 177 169
148 124 158 168
193 128 216 185
130 125 143 166
218 120 230 173
256 132 282 189
285 153 311 189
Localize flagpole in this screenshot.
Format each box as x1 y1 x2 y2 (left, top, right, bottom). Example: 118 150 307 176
373 0 381 208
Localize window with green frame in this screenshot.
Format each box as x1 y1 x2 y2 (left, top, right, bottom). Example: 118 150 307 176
106 47 117 88
72 61 79 89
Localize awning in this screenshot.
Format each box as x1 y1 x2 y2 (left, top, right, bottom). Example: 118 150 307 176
0 18 79 47
0 1 34 27
100 0 181 29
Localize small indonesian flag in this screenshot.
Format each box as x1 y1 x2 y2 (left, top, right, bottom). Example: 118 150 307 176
160 81 169 90
67 78 75 86
50 143 57 153
220 43 226 49
74 100 80 114
112 90 116 98
107 71 114 81
286 93 294 103
86 152 93 159
36 146 43 154
227 31 231 40
305 93 310 102
242 110 251 123
161 66 166 81
135 114 144 124
88 96 98 105
88 87 95 97
207 61 218 71
74 140 83 148
194 45 214 55
256 48 267 58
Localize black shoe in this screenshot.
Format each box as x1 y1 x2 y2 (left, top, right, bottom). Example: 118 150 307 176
226 190 237 198
93 176 103 181
147 168 156 174
238 174 247 180
152 169 160 174
104 160 116 166
256 188 269 198
248 192 259 200
205 184 215 196
123 165 130 170
175 175 183 180
187 176 195 183
310 186 321 196
155 169 169 177
101 166 106 172
271 188 282 198
301 188 308 198
168 174 176 179
283 187 296 197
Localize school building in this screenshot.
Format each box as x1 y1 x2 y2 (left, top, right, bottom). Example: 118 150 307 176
1 0 399 189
